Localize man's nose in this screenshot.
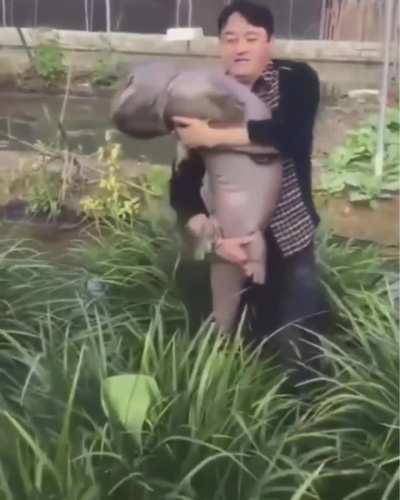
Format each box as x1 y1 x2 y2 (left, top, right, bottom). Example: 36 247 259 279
235 38 248 54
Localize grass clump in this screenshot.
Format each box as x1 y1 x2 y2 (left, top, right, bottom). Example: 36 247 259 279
0 224 398 499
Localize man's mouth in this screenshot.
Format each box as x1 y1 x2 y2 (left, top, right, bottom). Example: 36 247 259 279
234 58 250 63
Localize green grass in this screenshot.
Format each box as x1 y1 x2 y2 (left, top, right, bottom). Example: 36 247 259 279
0 222 398 499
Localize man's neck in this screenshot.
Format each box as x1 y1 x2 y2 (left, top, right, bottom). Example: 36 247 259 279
227 59 273 88
235 75 255 88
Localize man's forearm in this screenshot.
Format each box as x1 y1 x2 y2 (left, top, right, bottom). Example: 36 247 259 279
208 125 278 156
207 127 250 148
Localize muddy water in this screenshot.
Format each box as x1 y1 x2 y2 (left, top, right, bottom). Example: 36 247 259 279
0 92 175 164
0 89 379 164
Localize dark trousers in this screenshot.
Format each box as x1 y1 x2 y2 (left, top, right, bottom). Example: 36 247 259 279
244 233 330 385
176 234 330 386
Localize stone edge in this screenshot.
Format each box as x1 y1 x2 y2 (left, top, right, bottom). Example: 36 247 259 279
0 28 383 63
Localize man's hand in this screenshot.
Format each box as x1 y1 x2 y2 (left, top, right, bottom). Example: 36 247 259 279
173 116 251 151
173 116 216 148
186 214 253 275
215 235 253 274
186 214 217 240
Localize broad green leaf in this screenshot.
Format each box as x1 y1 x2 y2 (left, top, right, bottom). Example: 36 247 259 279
348 191 371 202
382 180 400 191
102 374 161 447
343 173 363 187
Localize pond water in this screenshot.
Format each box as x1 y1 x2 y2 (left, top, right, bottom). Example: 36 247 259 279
0 92 175 164
0 90 340 164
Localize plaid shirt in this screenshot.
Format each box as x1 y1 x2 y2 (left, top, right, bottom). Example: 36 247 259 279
252 62 316 257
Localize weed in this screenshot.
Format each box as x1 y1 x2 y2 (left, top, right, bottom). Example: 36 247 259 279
34 41 66 84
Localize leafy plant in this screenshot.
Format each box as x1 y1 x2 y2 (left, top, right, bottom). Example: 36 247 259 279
140 164 170 199
92 57 119 87
4 142 86 219
7 156 64 218
102 374 161 448
28 173 63 218
79 140 170 224
33 40 66 83
80 142 142 221
319 107 399 207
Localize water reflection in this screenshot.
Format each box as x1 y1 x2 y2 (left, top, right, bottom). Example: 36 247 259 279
0 92 175 164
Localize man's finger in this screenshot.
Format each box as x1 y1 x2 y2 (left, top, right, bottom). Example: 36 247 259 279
228 235 254 246
240 236 254 246
172 116 195 127
228 253 247 265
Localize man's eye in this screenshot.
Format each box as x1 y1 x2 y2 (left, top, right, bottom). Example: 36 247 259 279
246 37 258 43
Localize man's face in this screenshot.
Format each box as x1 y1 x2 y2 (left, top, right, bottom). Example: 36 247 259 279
219 12 273 86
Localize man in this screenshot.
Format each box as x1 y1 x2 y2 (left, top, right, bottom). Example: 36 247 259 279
170 1 329 386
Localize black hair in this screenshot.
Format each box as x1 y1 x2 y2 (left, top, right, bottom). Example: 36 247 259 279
217 1 274 39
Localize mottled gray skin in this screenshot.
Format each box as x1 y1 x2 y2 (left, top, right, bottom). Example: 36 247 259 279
112 60 282 332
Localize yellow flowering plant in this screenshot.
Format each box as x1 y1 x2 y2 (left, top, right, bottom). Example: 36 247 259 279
81 141 141 222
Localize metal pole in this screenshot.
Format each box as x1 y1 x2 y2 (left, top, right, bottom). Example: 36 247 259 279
288 0 294 39
84 0 89 31
375 0 393 178
2 0 6 26
105 0 111 31
176 0 181 27
187 0 193 28
319 0 327 40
